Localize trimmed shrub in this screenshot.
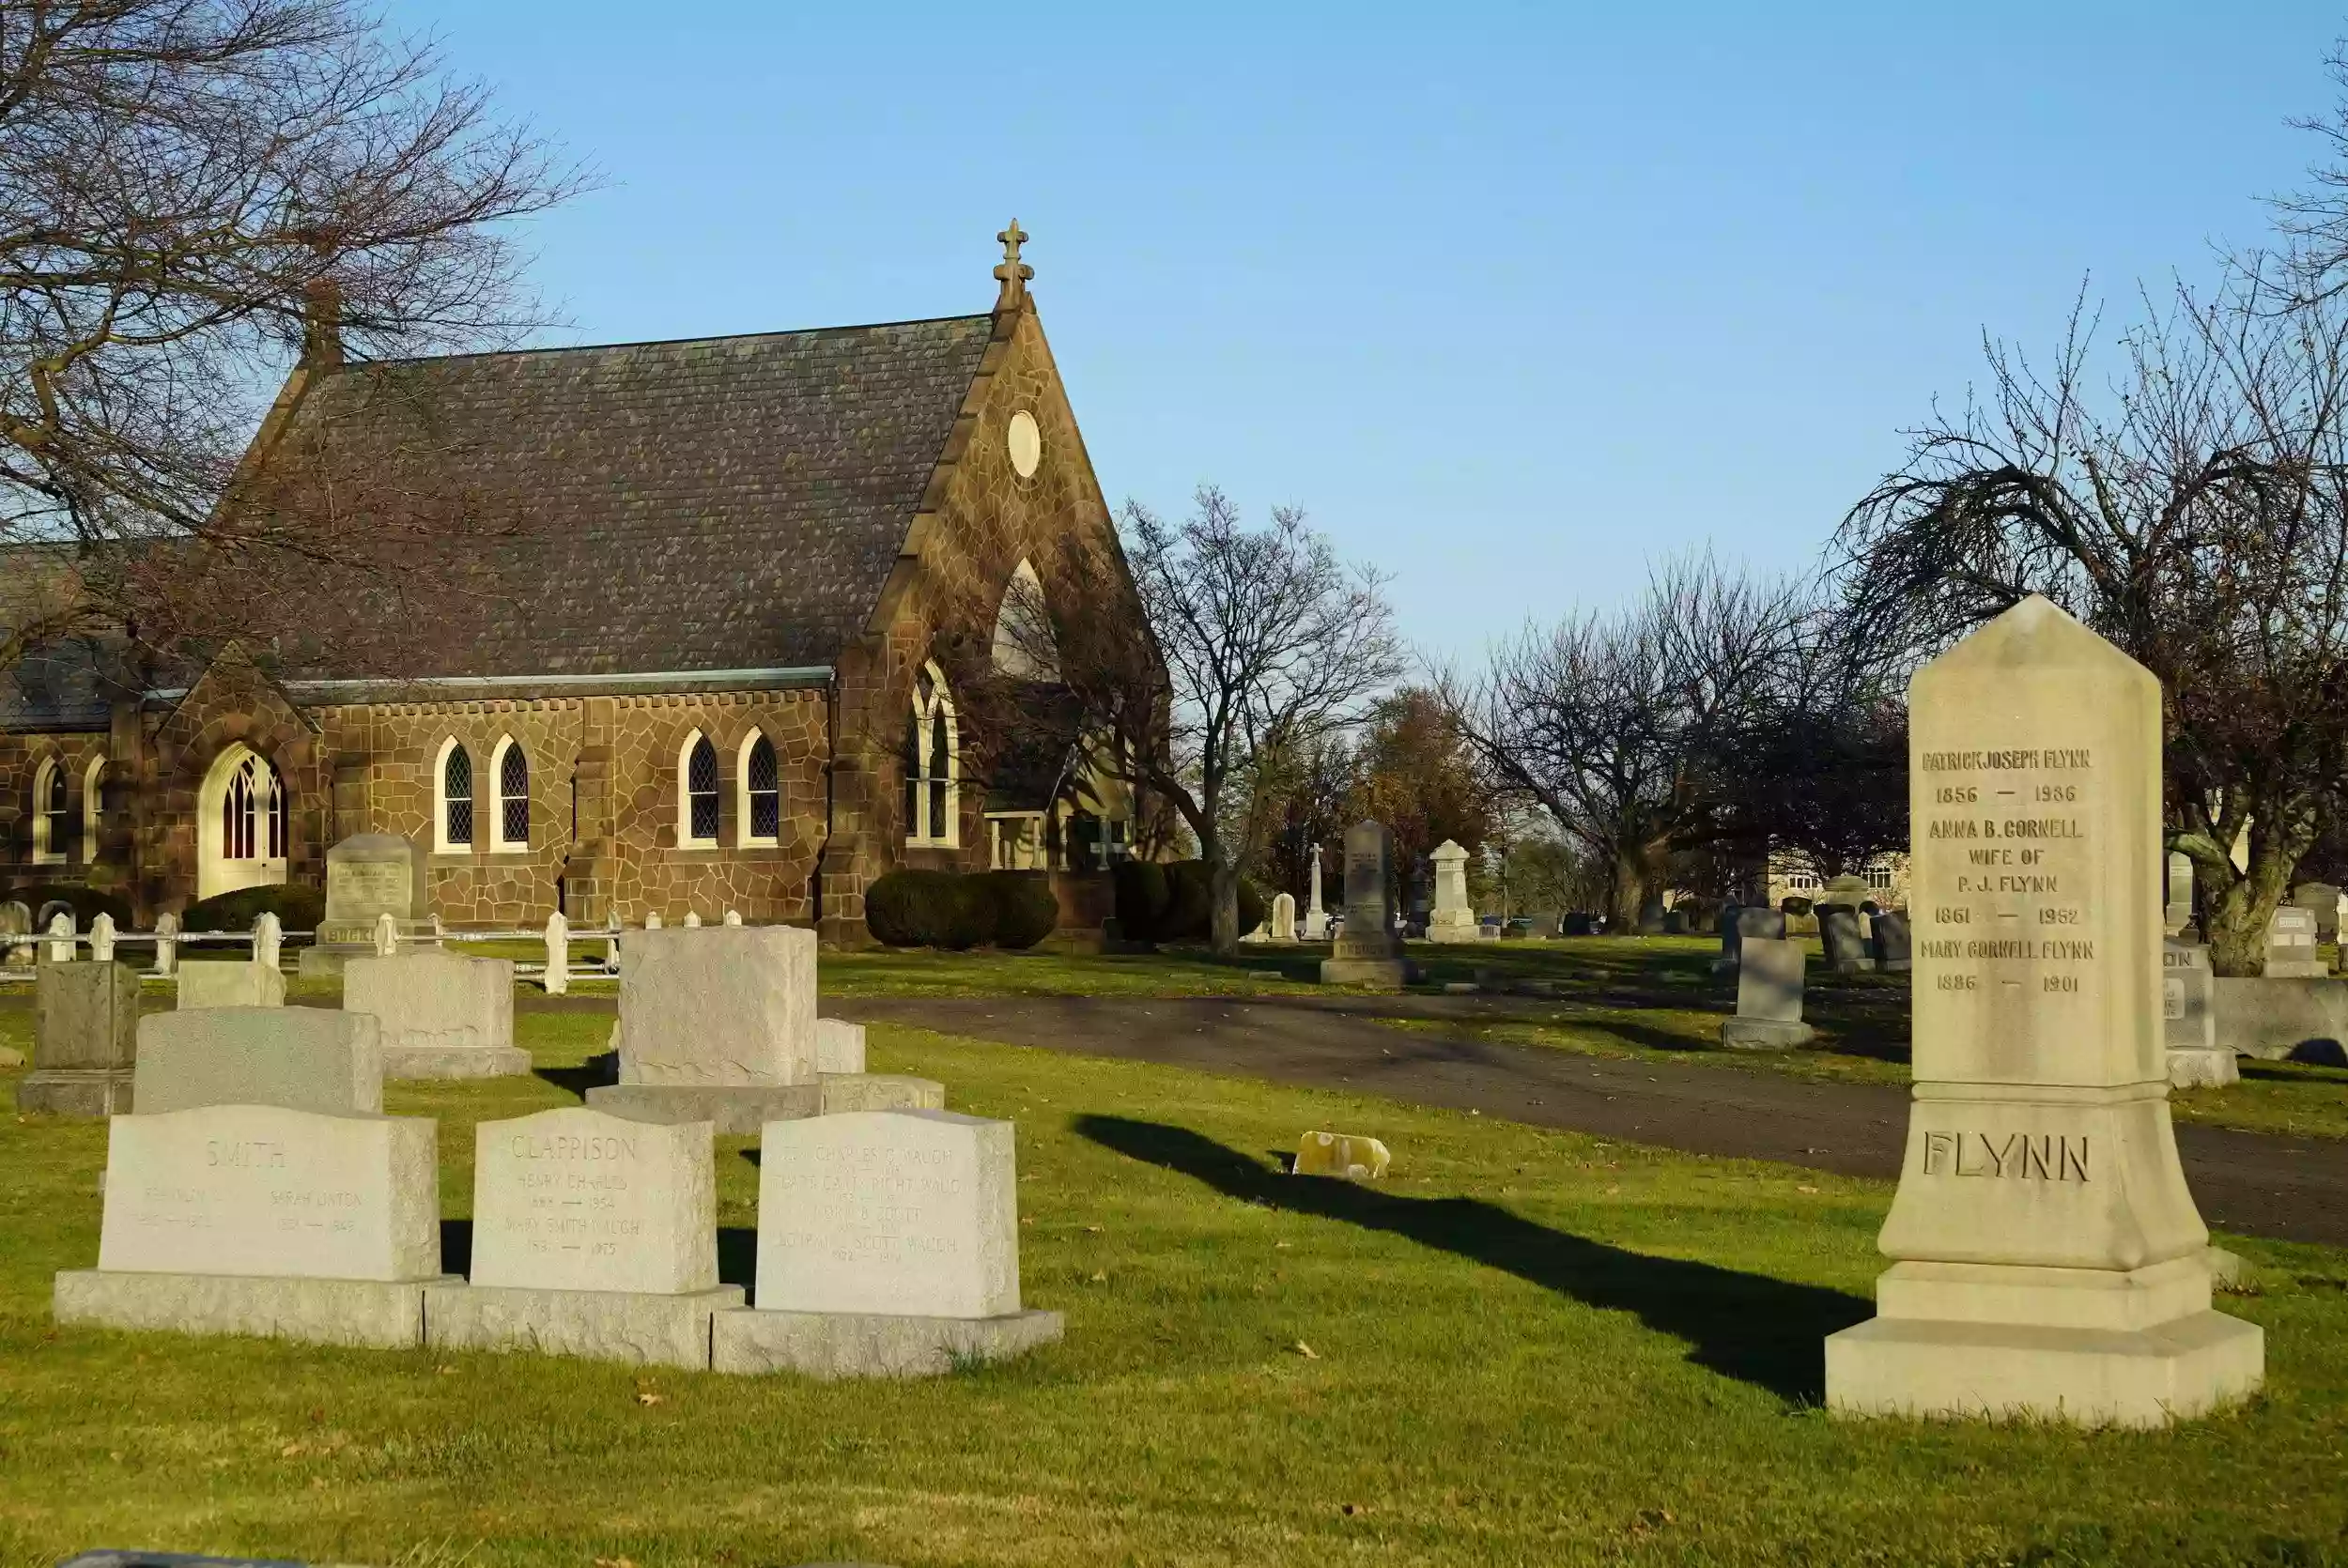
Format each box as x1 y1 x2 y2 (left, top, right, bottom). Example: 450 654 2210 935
180 884 327 934
977 870 1059 950
864 869 995 949
1153 860 1268 942
10 884 131 929
1112 859 1171 942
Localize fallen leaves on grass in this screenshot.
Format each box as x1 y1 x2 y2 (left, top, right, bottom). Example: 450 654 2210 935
635 1387 666 1407
1292 1341 1320 1360
1797 1185 1820 1194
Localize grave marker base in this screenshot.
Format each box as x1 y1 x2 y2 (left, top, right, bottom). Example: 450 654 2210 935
709 1306 1063 1378
817 1073 946 1115
425 1283 744 1368
1720 1019 1815 1052
54 1269 451 1349
2264 961 2331 980
382 1045 532 1080
1319 958 1415 988
14 1070 133 1116
585 1082 822 1133
2167 1048 2240 1089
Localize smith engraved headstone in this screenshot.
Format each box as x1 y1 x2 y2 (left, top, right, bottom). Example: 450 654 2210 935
1824 595 2261 1426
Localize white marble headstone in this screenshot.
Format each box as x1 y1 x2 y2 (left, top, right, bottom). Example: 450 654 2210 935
469 1107 717 1294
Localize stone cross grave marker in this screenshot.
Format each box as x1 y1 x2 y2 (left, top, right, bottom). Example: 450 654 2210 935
1823 594 2261 1427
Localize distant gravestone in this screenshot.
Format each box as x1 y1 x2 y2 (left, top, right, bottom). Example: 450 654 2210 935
1721 937 1813 1050
425 1106 743 1367
1561 912 1598 937
2164 850 2195 936
301 833 430 977
1817 904 1873 974
343 950 524 1079
1426 839 1484 943
1870 910 1912 973
2292 883 2342 945
177 950 286 1009
816 1018 867 1075
134 1007 383 1116
1634 896 1666 936
1319 822 1414 987
2162 942 2234 1088
1824 594 2259 1426
1269 891 1298 944
1301 854 1329 941
2264 906 2327 978
55 1102 443 1348
710 1109 1061 1376
0 899 31 968
18 960 142 1115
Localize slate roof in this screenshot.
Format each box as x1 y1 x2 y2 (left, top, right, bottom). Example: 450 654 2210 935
278 313 998 677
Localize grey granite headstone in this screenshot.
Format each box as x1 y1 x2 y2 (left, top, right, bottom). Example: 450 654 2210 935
1817 904 1873 974
2162 941 2235 1087
19 961 142 1115
2264 905 2327 978
1722 936 1813 1049
1871 910 1912 973
301 832 431 976
1319 822 1415 987
133 1007 383 1115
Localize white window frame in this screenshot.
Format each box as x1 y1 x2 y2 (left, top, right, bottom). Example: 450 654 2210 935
678 729 719 850
488 734 530 853
433 736 474 853
905 661 960 848
81 756 106 864
736 728 780 848
30 756 66 865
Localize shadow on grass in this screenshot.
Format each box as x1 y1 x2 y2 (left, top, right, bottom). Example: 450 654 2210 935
533 1063 608 1100
1074 1114 1870 1403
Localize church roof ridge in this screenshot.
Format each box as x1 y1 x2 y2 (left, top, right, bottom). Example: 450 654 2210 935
344 310 1000 371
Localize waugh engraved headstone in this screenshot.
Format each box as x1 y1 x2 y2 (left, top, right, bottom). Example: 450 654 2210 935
1824 595 2261 1426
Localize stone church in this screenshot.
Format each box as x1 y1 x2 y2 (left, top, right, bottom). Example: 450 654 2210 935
0 225 1143 941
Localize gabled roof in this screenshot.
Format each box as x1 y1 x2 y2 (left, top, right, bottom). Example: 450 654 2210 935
276 312 1000 678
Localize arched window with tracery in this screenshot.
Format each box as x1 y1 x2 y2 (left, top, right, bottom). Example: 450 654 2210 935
222 752 286 862
679 731 719 848
904 661 959 847
82 757 106 863
437 739 474 851
739 731 780 847
31 758 67 864
490 736 530 852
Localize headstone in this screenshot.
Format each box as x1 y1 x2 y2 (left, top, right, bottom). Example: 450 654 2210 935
2292 882 2342 944
2162 942 2235 1088
343 949 525 1078
1661 909 1687 935
1824 594 2260 1427
544 911 569 997
1871 910 1912 973
89 913 116 962
1302 853 1328 941
54 1102 442 1348
1561 912 1598 937
18 960 142 1115
2164 850 2195 937
45 911 75 964
301 832 430 977
134 1007 383 1115
1823 873 1873 912
1293 1130 1391 1180
1816 904 1873 974
816 1018 867 1075
2264 906 2327 978
1270 892 1298 944
1721 937 1813 1049
1427 840 1483 943
0 899 31 967
709 1109 1062 1376
152 911 178 976
1319 822 1415 987
1634 896 1666 935
176 955 286 1009
252 911 282 972
1717 903 1787 974
425 1107 744 1367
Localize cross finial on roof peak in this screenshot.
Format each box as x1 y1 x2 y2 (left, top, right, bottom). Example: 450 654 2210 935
994 219 1033 309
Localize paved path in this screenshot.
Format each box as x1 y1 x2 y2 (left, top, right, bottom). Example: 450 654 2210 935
833 994 2348 1249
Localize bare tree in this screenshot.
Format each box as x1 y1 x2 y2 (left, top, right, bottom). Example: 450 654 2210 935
0 0 582 674
1838 277 2348 975
985 485 1403 955
1441 556 1804 930
1262 733 1355 908
1347 685 1495 914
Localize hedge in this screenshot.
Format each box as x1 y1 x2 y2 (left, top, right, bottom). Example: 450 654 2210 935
975 871 1059 950
864 869 988 949
10 884 132 929
1149 860 1267 943
1111 860 1171 941
180 884 327 933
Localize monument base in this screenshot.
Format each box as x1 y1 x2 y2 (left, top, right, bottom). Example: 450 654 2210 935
709 1306 1063 1378
2167 1048 2240 1089
54 1268 450 1349
1427 918 1493 945
1720 1018 1815 1051
1825 1256 2263 1428
425 1282 743 1368
2265 960 2332 979
1319 958 1415 988
382 1045 533 1080
297 944 368 979
818 1072 946 1115
14 1069 133 1116
586 1081 823 1133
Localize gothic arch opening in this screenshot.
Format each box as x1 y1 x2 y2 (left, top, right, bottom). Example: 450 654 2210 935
196 743 288 901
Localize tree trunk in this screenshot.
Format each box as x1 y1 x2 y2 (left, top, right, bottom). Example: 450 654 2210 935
2181 807 2306 977
1210 854 1242 958
1607 854 1645 933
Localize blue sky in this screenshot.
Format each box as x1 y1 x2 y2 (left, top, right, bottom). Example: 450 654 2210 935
394 1 2344 660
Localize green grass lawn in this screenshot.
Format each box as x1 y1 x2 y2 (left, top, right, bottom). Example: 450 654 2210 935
2 1010 2346 1565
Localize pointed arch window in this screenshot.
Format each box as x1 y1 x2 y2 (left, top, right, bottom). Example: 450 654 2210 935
739 731 780 847
490 736 530 852
679 731 719 849
82 757 106 863
437 739 474 852
223 752 286 863
904 661 959 847
31 758 67 865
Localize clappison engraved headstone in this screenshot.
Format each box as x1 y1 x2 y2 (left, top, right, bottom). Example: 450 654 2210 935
1825 596 2262 1426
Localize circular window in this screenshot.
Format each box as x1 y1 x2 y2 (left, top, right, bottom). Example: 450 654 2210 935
1007 410 1042 479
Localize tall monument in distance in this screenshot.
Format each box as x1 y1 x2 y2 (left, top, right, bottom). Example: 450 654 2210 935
1320 822 1415 988
1825 596 2262 1426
